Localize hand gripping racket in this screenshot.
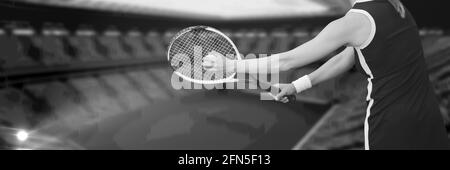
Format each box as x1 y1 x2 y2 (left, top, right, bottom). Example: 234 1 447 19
167 26 295 102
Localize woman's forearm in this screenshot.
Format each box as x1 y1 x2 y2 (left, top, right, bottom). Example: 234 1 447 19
231 53 290 74
308 47 355 86
231 43 332 75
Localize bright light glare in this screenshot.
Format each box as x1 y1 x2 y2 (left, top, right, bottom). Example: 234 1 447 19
65 0 330 19
16 130 29 142
16 148 32 150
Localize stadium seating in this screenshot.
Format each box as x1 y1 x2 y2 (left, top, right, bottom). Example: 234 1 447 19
0 31 38 69
67 32 106 62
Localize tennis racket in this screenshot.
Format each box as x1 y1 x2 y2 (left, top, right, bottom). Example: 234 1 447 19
167 26 295 102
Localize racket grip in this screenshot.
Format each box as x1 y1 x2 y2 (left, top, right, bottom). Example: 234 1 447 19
285 95 296 103
265 88 296 103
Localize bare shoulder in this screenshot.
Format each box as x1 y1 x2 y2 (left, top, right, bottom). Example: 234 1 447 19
344 10 373 29
319 11 372 47
342 11 374 47
310 10 373 49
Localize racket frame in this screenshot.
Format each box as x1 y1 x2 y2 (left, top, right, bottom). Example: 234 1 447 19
167 26 242 85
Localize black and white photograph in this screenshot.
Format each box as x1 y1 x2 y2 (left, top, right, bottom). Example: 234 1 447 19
1 0 449 156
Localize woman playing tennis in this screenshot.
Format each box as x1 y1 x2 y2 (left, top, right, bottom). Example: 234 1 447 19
203 0 449 149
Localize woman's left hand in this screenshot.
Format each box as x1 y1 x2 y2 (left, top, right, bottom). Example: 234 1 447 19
273 83 297 103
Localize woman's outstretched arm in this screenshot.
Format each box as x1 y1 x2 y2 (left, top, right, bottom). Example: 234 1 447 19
203 12 370 74
275 47 355 103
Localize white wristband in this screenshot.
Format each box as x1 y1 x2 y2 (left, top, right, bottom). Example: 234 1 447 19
291 75 312 93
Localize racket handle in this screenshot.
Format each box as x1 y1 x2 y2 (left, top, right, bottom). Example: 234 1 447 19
265 88 296 103
285 95 296 103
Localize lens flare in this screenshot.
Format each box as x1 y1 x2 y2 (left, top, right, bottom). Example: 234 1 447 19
16 130 29 142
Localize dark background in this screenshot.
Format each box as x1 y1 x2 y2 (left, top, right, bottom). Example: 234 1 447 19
0 0 449 150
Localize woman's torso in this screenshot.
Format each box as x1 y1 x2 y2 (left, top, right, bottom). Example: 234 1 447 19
350 0 449 149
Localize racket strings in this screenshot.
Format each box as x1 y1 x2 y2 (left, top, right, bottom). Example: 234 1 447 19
169 28 237 81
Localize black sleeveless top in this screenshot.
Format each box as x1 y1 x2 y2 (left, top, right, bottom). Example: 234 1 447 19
350 0 449 149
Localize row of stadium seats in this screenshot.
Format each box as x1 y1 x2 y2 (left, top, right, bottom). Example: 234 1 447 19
424 36 450 126
0 28 314 72
0 29 168 70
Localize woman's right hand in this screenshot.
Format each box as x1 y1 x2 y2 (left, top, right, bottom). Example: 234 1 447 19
202 51 236 73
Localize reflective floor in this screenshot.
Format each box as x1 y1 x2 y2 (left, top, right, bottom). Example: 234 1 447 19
0 66 330 150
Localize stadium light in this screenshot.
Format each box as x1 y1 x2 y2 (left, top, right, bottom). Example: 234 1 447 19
16 130 29 142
